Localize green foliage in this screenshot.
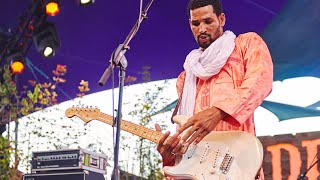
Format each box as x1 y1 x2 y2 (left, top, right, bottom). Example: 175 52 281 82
0 64 87 178
0 65 18 118
0 65 19 179
0 136 11 179
120 67 170 179
1 63 171 179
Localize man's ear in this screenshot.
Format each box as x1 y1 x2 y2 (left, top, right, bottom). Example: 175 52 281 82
219 13 226 27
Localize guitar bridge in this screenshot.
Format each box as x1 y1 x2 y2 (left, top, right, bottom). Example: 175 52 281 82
220 153 233 174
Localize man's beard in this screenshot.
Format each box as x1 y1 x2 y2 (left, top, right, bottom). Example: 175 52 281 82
197 34 214 49
197 27 221 49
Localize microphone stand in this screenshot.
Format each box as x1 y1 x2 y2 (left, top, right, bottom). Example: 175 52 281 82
98 1 154 179
297 158 320 180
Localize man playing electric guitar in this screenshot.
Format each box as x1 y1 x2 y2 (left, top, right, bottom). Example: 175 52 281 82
155 0 273 179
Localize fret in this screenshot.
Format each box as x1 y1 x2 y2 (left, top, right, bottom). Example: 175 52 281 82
97 112 167 143
67 108 171 144
151 130 159 140
146 129 152 139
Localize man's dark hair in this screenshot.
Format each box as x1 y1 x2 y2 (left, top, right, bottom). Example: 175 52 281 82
187 0 223 17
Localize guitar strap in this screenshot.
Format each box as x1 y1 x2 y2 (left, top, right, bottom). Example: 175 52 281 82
255 168 262 179
171 94 182 124
170 79 185 124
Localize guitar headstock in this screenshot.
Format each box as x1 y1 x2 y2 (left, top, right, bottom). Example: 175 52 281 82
65 107 100 123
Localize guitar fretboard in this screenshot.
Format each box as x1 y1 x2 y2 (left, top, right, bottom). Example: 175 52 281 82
97 112 168 143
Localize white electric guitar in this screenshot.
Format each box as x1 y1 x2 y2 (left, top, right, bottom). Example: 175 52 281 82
65 107 263 180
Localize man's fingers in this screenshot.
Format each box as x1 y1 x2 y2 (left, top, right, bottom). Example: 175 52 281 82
185 129 203 145
177 120 194 133
172 139 183 153
195 130 209 144
155 123 162 132
157 131 170 150
165 132 180 145
181 126 198 142
170 137 181 153
178 124 192 133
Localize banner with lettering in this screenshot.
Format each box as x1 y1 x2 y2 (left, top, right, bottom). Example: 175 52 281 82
259 131 320 179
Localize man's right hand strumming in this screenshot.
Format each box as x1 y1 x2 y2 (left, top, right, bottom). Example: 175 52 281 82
155 123 182 166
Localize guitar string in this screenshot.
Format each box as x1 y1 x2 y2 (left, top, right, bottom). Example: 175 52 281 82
88 111 228 161
74 109 228 159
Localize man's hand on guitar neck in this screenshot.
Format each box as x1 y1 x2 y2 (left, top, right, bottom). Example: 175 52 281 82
177 106 227 146
155 123 182 166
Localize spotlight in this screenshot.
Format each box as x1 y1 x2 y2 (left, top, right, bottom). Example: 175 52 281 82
33 22 61 58
79 0 95 6
45 0 60 16
6 52 25 74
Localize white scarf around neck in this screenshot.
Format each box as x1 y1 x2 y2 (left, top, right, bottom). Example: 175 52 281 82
179 30 236 117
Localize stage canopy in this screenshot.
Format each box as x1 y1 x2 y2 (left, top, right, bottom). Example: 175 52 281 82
0 0 319 119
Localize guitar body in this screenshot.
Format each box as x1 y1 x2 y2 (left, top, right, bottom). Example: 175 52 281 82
65 108 263 180
163 116 263 180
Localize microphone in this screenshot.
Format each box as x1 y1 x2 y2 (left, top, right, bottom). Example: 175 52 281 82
98 44 128 86
98 63 113 86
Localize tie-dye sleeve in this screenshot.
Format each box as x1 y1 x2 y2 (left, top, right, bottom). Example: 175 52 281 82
216 33 273 126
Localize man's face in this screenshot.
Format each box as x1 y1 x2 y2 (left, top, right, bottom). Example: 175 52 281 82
189 5 225 49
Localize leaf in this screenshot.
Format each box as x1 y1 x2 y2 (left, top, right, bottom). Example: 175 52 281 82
44 88 51 96
42 82 51 88
53 76 58 82
38 92 43 99
34 85 41 96
28 80 37 86
56 64 67 74
52 70 59 76
58 78 66 83
40 98 49 105
79 80 88 86
27 91 34 100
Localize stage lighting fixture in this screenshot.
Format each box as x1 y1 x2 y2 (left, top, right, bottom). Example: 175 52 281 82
79 0 95 6
33 22 61 58
7 52 25 74
45 0 60 16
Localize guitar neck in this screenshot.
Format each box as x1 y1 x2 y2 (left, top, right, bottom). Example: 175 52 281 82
97 112 166 143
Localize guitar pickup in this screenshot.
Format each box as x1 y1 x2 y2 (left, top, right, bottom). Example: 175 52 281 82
200 143 210 163
220 153 234 174
212 149 220 167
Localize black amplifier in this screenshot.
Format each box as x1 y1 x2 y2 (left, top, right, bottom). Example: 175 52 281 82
23 170 105 180
31 148 107 174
